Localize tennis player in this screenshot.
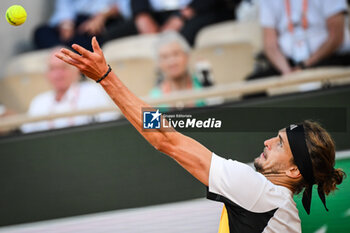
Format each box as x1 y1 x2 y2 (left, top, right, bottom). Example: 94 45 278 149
56 37 345 233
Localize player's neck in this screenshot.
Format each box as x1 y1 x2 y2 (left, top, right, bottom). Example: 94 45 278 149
265 175 296 193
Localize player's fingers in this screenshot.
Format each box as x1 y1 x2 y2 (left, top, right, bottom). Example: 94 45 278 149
92 36 103 55
60 48 84 62
55 52 81 67
72 43 92 58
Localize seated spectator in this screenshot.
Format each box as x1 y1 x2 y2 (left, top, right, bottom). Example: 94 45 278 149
150 32 205 107
104 0 235 46
34 0 129 51
247 0 350 80
21 47 119 134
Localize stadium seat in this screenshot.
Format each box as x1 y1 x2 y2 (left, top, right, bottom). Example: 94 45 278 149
194 20 262 54
190 42 254 85
1 49 52 113
6 49 51 76
103 34 159 61
109 57 156 97
0 73 51 113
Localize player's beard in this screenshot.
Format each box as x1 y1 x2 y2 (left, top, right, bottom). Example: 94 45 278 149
254 158 264 173
254 158 285 176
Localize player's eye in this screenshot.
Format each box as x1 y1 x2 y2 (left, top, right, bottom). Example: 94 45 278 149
278 140 283 147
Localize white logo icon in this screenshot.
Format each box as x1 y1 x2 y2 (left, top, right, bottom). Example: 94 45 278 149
290 124 298 130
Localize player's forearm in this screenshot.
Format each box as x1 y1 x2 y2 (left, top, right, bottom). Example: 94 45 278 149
99 71 164 146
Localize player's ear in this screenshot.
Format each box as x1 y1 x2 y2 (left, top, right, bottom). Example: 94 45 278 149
285 165 301 179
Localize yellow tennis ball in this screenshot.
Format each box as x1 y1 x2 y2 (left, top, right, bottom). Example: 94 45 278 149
6 5 27 26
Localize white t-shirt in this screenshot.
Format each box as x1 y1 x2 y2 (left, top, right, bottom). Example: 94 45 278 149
259 0 350 61
208 153 301 233
149 0 192 11
21 81 120 133
49 0 113 26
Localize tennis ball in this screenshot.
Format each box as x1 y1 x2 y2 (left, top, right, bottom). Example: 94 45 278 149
6 5 27 26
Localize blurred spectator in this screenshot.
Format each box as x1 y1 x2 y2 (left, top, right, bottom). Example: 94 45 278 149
236 0 259 22
103 0 235 46
34 0 125 51
247 0 350 80
150 32 205 107
21 47 119 134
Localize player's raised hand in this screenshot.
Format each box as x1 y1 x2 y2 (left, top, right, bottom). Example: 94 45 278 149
55 37 109 81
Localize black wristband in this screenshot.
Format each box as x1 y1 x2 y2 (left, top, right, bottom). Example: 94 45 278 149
96 64 112 83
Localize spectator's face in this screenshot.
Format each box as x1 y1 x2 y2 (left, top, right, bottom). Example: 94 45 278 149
254 129 294 175
158 42 188 81
47 51 80 93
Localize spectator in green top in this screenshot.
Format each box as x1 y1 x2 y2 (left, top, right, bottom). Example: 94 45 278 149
150 32 205 108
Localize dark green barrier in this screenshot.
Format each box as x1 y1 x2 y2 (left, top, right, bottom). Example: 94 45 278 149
1 86 350 227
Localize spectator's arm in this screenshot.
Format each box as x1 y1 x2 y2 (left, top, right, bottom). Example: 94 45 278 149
259 0 293 74
135 13 159 34
49 0 77 41
59 20 75 41
303 13 345 67
131 0 158 33
161 6 196 31
78 6 119 35
161 16 184 32
263 28 293 75
162 0 211 32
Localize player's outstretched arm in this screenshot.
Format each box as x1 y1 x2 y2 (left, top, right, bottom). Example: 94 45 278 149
55 37 212 186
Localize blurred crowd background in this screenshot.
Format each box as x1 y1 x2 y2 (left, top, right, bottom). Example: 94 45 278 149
0 0 350 135
1 1 350 232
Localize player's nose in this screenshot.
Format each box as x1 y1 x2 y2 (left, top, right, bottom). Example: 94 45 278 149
264 138 272 150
